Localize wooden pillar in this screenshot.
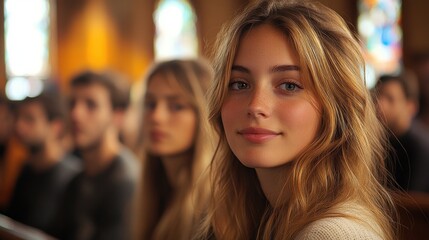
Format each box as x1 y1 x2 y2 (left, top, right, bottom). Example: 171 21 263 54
0 0 5 95
192 0 248 59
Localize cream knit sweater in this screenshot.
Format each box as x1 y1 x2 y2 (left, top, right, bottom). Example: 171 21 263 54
295 217 383 240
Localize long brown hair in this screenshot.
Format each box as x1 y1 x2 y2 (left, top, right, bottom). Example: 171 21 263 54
198 1 397 239
137 59 215 240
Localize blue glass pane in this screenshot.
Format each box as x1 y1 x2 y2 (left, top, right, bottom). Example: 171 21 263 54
358 0 402 88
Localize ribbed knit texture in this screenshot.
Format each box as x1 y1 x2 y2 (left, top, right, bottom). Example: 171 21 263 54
295 217 383 240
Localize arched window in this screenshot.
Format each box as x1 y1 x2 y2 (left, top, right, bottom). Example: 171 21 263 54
4 0 50 100
154 0 198 60
358 0 402 88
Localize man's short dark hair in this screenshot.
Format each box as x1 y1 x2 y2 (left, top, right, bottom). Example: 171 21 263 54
70 70 131 110
376 71 420 102
21 91 66 122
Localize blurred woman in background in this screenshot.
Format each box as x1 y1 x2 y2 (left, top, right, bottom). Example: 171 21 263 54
136 59 215 240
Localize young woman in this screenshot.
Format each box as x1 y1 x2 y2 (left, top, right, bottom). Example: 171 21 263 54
137 59 215 240
197 1 397 239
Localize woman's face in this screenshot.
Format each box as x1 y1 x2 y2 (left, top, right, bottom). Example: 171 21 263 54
221 24 321 169
143 74 197 157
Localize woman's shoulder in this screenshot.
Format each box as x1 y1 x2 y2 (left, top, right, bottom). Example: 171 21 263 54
295 216 383 240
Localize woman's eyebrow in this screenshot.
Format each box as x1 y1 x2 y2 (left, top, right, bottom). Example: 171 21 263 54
231 65 250 73
271 65 300 73
231 64 300 74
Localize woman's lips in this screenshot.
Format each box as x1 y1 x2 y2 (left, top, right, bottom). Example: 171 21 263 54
238 127 281 143
150 130 168 142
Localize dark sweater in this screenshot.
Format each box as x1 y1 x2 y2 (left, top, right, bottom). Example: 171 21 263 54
388 121 429 192
53 148 139 240
5 154 80 233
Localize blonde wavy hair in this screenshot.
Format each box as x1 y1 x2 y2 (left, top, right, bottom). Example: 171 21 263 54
197 0 397 239
136 59 215 240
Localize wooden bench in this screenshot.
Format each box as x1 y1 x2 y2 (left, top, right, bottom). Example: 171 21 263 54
0 214 55 240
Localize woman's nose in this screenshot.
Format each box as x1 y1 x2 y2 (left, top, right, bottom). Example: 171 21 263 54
247 86 271 118
149 102 169 123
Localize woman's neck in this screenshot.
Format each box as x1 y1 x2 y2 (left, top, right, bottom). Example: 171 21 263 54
161 151 191 191
255 164 292 208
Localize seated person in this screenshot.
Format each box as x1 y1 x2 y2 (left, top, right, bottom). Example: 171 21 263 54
53 71 139 240
4 90 80 233
375 72 429 192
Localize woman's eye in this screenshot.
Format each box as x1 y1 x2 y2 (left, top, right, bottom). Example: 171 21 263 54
144 100 156 110
229 81 249 90
279 82 301 91
169 103 186 111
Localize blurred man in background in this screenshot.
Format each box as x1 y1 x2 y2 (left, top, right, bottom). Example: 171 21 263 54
375 71 429 193
5 91 80 233
53 71 139 240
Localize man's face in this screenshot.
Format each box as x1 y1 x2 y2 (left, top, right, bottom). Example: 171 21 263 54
376 81 409 131
69 84 114 150
15 102 51 150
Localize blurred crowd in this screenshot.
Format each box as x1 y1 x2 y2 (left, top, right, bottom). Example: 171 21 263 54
0 4 429 239
0 39 428 240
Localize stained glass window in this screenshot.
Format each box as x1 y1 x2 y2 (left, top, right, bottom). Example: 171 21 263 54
154 0 198 60
358 0 402 88
4 0 50 100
